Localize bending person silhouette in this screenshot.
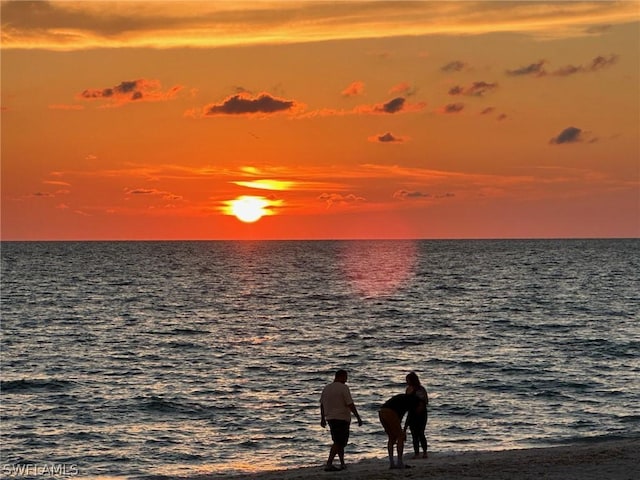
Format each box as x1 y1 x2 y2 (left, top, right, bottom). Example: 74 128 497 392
378 391 419 469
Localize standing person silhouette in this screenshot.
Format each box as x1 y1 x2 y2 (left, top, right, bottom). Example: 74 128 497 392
320 369 363 471
405 371 429 458
378 390 419 469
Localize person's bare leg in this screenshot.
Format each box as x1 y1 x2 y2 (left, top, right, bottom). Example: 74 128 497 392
387 438 395 468
327 444 337 466
396 437 405 467
337 444 346 468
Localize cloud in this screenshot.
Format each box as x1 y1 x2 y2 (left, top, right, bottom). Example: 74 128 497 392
479 106 507 120
362 96 426 115
549 126 583 144
300 97 427 117
507 55 618 78
506 60 547 77
124 187 183 201
299 97 427 118
43 180 71 187
232 179 295 191
589 54 618 70
341 81 365 97
29 192 55 198
439 103 465 114
585 24 613 35
202 92 302 116
126 188 162 195
368 132 406 143
78 79 183 106
393 190 455 200
441 60 468 73
389 82 416 96
551 54 618 76
375 97 405 114
319 192 365 207
393 190 430 200
448 81 498 96
3 1 637 51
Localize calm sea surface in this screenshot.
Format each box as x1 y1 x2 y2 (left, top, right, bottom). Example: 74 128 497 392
1 240 639 478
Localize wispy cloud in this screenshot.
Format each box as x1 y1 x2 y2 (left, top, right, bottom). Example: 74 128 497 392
393 190 455 200
232 179 295 191
441 60 468 73
29 191 55 198
438 103 465 114
551 54 618 76
506 55 619 77
43 180 71 186
124 187 183 201
3 1 636 50
479 107 507 121
389 82 416 96
506 60 547 77
318 193 365 208
300 96 426 118
393 190 431 200
448 81 498 97
341 81 365 97
77 79 183 107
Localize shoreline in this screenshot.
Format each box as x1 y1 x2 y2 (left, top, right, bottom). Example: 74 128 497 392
176 438 640 480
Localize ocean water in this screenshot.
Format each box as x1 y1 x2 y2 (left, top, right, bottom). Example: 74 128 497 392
1 239 639 479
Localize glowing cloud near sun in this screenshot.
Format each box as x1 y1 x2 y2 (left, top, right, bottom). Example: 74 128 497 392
233 179 294 191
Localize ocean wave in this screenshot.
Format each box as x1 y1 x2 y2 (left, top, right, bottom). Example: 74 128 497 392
134 396 236 418
0 378 76 394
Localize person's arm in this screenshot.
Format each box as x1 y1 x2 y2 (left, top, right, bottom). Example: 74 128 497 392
320 402 326 428
404 398 417 432
349 403 363 426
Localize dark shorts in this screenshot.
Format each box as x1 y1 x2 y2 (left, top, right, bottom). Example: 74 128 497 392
328 419 350 446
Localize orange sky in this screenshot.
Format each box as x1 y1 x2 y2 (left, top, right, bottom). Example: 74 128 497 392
2 1 639 240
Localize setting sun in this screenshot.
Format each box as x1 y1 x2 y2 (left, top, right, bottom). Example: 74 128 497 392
227 196 271 223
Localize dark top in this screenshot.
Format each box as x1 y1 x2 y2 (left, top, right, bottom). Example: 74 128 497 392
412 385 428 417
381 393 419 421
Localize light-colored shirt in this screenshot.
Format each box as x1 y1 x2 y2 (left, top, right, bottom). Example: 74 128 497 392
321 381 354 422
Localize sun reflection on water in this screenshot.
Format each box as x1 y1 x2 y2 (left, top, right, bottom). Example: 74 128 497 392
339 240 419 298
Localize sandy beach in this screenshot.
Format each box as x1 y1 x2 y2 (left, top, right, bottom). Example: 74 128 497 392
189 438 639 480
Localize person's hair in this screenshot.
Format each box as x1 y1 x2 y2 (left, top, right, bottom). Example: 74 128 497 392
406 371 421 387
335 369 348 379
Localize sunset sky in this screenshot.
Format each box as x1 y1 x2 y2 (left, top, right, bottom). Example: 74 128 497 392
2 0 639 240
